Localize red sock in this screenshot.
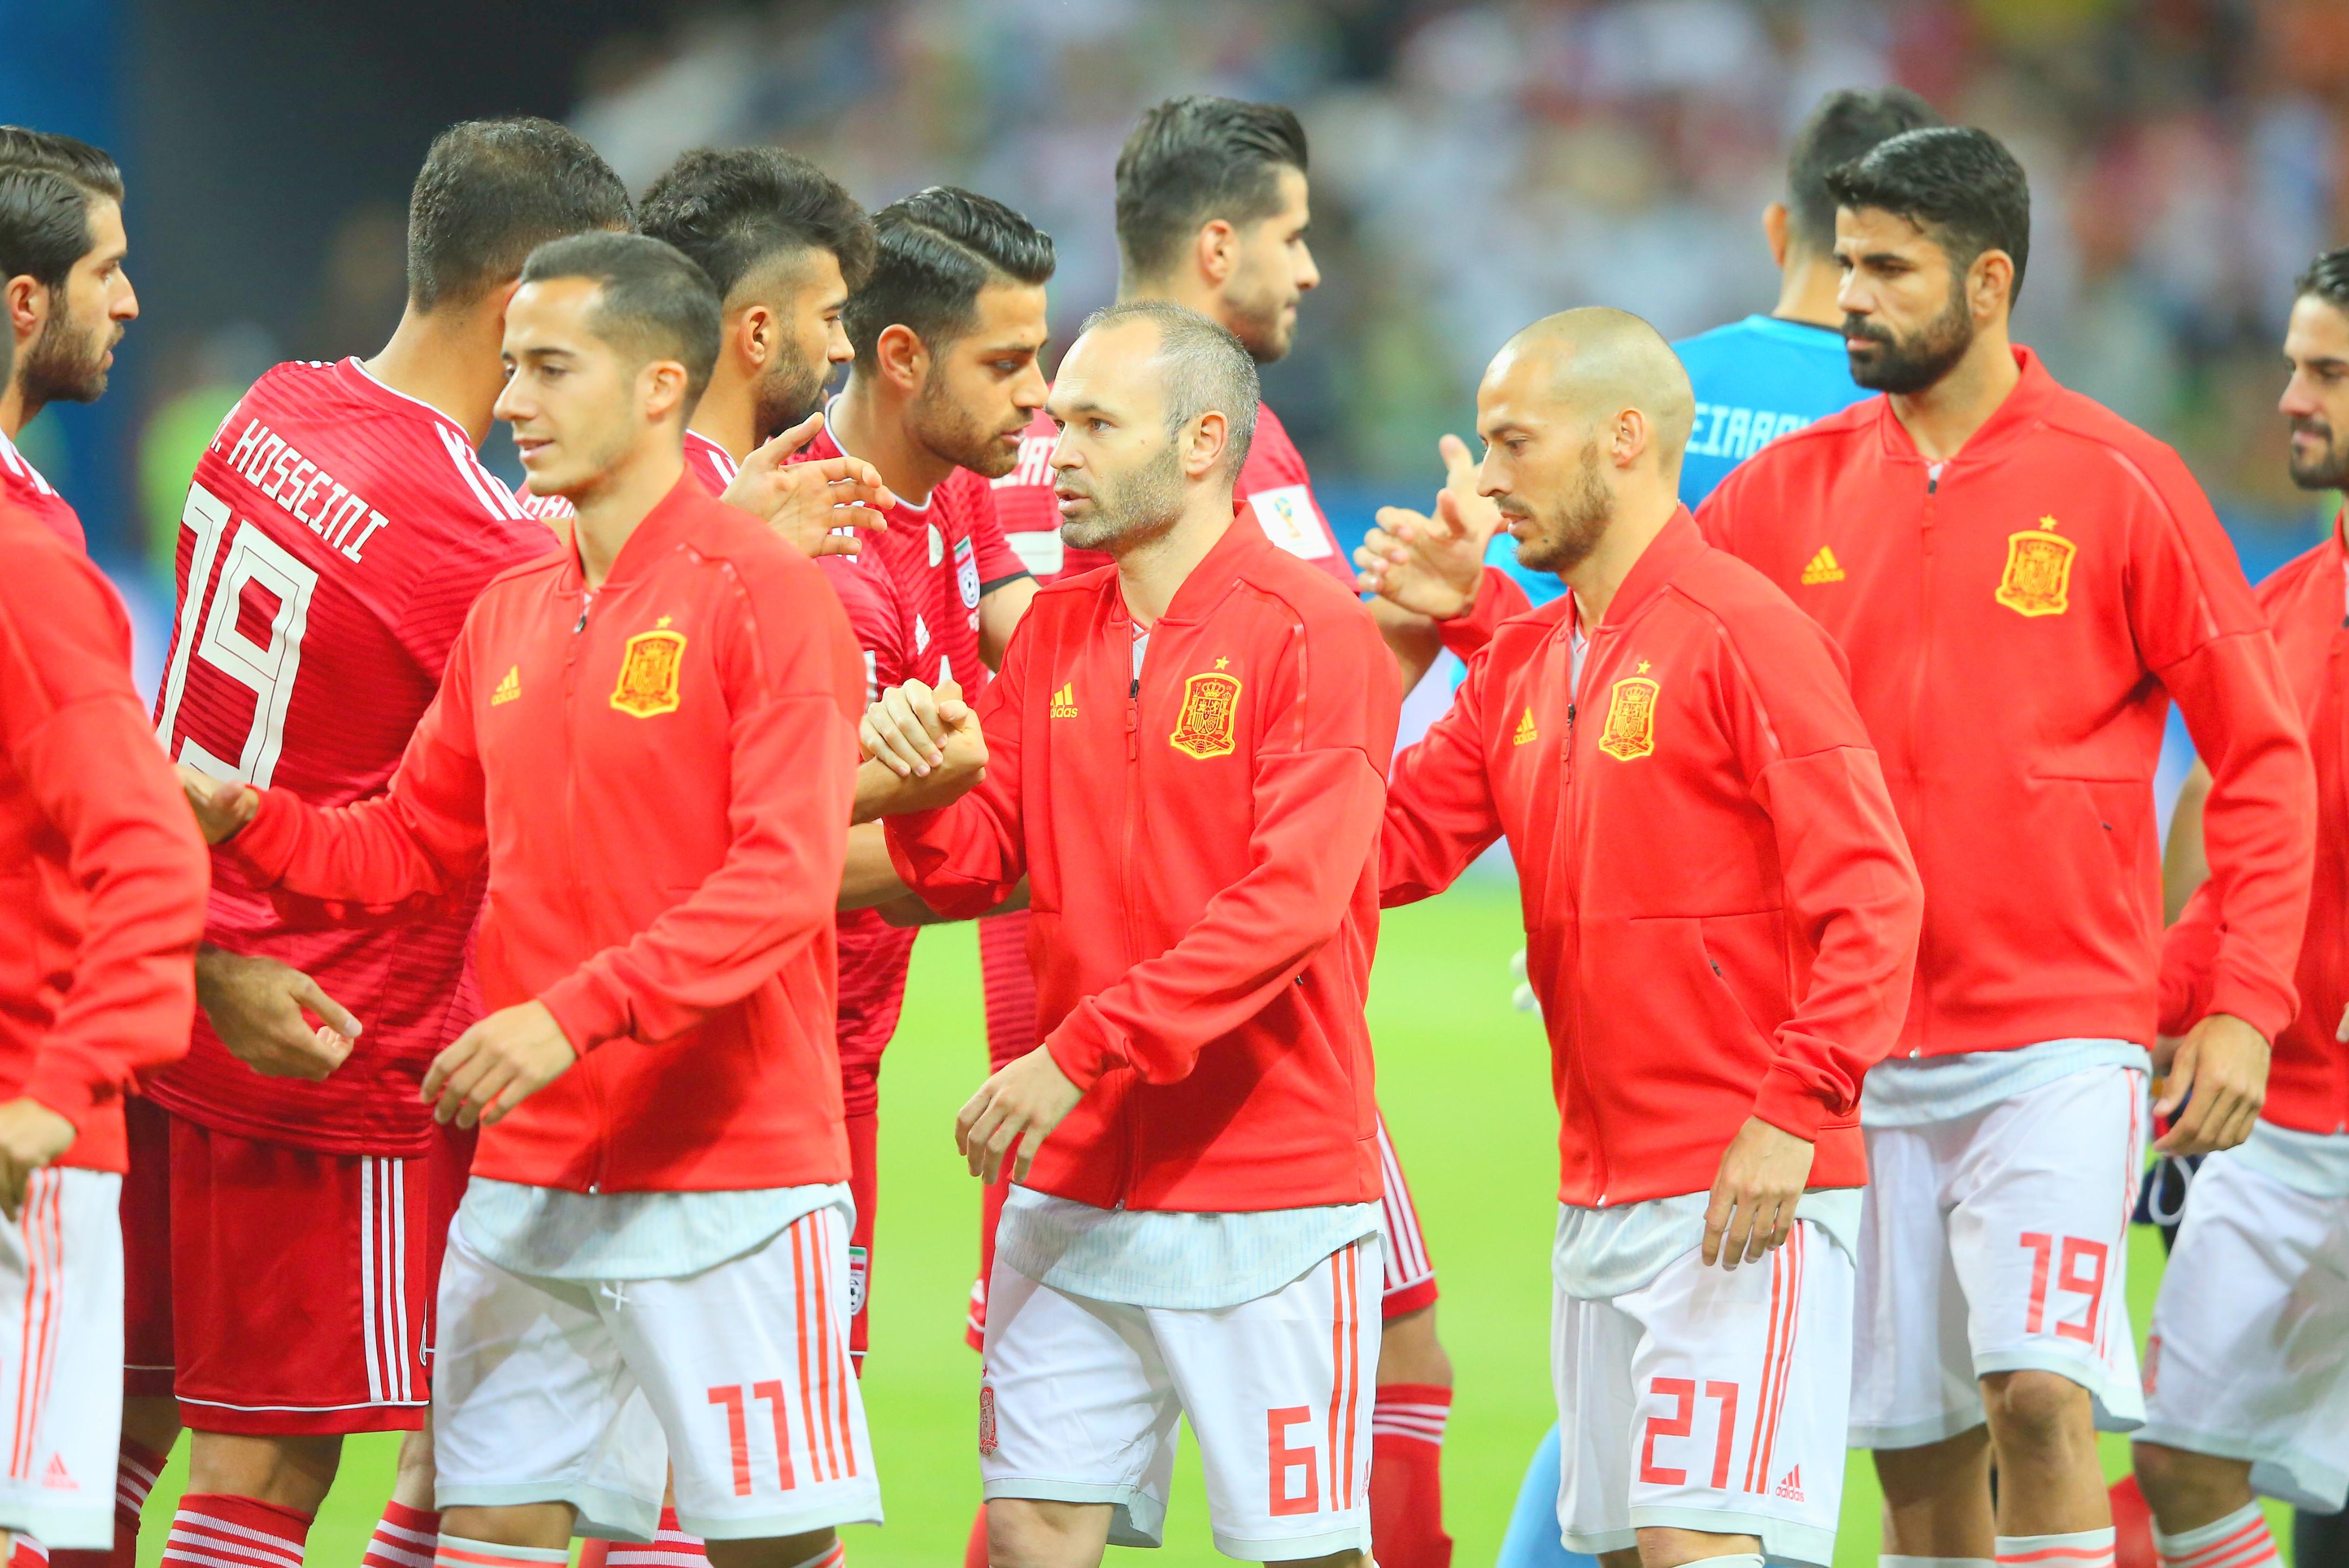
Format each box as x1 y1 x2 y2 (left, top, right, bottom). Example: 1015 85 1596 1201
577 1545 610 1568
964 1504 989 1568
1370 1382 1453 1568
603 1509 707 1568
48 1438 164 1568
10 1536 49 1568
159 1494 311 1568
363 1500 439 1568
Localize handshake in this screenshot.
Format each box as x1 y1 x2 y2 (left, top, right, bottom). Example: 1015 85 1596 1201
852 677 992 822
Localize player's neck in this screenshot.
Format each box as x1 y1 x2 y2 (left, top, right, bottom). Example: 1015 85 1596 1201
570 436 690 590
1119 271 1223 332
828 377 950 506
1564 485 1678 626
0 376 33 441
1888 322 2022 463
364 299 506 446
687 375 757 464
1114 494 1235 624
1771 254 1846 329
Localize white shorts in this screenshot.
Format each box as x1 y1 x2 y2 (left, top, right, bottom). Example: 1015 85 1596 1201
1553 1222 1853 1566
2137 1151 2349 1510
979 1239 1379 1562
432 1205 881 1541
1850 1064 2146 1449
0 1169 123 1549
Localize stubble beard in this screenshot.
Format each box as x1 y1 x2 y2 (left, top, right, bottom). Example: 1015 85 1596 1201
2288 418 2349 491
1845 282 1976 397
751 351 828 442
911 368 1018 479
1058 442 1186 555
1511 442 1612 575
17 313 109 413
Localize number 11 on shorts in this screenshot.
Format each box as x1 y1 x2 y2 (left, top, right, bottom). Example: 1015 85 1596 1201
709 1381 796 1495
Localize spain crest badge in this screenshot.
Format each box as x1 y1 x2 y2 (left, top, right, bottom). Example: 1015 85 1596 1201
1597 669 1659 761
1995 516 2075 618
610 626 687 717
1169 670 1243 759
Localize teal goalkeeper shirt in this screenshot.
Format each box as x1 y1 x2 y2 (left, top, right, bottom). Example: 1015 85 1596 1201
1488 314 1868 605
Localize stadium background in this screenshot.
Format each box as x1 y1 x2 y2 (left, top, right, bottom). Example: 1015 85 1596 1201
1 0 2336 1561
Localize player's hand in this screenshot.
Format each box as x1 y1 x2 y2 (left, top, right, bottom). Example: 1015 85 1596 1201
1703 1116 1814 1269
1355 434 1500 619
722 411 896 558
861 679 970 777
2154 1011 2269 1154
957 1045 1083 1184
177 764 258 845
195 946 362 1081
1509 947 1542 1019
0 1098 76 1221
421 1000 577 1129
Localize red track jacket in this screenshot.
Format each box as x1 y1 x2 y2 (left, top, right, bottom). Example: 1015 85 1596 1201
2165 516 2348 1134
1393 514 1921 1203
1696 348 2313 1057
0 505 208 1172
230 475 865 1192
885 517 1400 1211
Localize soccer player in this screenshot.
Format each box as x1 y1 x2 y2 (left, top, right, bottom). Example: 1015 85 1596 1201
2126 246 2349 1564
180 231 874 1568
873 300 1397 1568
0 128 136 548
136 119 631 1568
1691 128 2312 1568
0 221 209 1568
981 98 1455 1566
1378 306 1921 1568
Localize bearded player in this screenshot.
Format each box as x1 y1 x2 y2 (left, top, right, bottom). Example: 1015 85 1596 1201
137 120 632 1568
982 97 1454 1567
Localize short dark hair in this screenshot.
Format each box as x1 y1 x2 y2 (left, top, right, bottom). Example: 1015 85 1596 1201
407 117 633 313
843 186 1055 370
639 147 876 304
0 128 125 297
1079 298 1260 479
519 232 721 406
1785 89 1942 255
2295 247 2349 314
1826 125 2032 305
1115 96 1308 283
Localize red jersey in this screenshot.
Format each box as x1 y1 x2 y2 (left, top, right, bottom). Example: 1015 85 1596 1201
994 401 1353 586
0 425 86 551
2165 515 2349 1134
0 503 208 1173
148 358 553 1157
231 476 865 1192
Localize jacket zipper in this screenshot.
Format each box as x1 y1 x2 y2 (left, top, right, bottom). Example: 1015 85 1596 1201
566 586 608 1191
1562 622 1609 1203
1910 470 1937 1058
1117 652 1144 1205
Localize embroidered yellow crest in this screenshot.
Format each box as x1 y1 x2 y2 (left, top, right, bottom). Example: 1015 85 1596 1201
1597 674 1659 761
610 628 687 717
1169 671 1242 759
1995 516 2075 618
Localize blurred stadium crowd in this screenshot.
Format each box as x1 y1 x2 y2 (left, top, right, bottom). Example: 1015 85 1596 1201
104 0 2349 585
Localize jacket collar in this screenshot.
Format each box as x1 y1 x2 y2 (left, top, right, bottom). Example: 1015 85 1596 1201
1872 344 2060 468
1567 506 1704 637
1107 513 1273 629
560 471 704 594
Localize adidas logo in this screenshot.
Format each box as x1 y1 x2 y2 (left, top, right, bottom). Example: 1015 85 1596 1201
43 1453 73 1490
1512 707 1538 746
1049 682 1078 719
1774 1464 1803 1502
1800 547 1845 585
490 666 521 706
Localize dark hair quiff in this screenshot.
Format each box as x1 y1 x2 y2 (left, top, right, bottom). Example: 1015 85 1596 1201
842 186 1054 369
0 127 125 297
2295 246 2349 313
519 232 722 406
1825 125 2032 305
407 116 633 313
1784 88 1942 255
1114 95 1307 283
639 147 876 303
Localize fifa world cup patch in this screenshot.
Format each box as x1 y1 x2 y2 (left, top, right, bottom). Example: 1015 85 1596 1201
977 1382 999 1456
1995 515 2075 617
1169 667 1242 759
1597 663 1659 761
611 619 687 717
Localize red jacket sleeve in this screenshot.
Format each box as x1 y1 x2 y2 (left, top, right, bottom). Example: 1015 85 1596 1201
537 564 862 1051
1379 643 1505 905
1044 604 1401 1091
2128 458 2315 1043
1432 567 1533 663
0 542 209 1132
1723 609 1922 1139
883 626 1032 915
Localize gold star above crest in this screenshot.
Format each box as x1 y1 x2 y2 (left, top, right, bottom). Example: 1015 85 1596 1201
1637 659 1652 674
1214 656 1229 670
656 615 674 628
2039 516 2060 532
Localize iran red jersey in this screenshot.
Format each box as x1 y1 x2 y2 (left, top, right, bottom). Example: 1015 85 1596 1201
148 358 553 1157
994 400 1351 586
0 424 86 550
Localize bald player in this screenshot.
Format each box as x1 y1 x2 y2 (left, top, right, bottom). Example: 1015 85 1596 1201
1378 309 1920 1568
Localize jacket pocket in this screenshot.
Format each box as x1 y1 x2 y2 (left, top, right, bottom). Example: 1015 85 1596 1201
1693 909 1792 1052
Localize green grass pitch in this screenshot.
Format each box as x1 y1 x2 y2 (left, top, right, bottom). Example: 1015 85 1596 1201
133 880 2284 1566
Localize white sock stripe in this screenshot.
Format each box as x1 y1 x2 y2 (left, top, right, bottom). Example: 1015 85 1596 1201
364 1546 435 1568
605 1554 706 1568
2157 1509 2277 1560
372 1522 438 1548
122 1457 160 1488
1370 1415 1449 1438
162 1541 304 1568
2176 1544 2279 1568
170 1513 309 1555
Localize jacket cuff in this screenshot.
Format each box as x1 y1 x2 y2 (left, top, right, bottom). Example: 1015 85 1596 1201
227 786 302 884
1750 1061 1833 1142
21 1044 108 1136
883 811 1002 921
1435 567 1531 662
537 972 623 1054
1043 999 1124 1093
2200 971 2294 1048
2155 917 2220 1036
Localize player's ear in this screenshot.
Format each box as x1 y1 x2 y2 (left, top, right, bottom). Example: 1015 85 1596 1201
735 304 772 372
643 358 690 424
1186 408 1229 479
1194 220 1237 288
3 272 47 340
1969 249 2015 322
874 323 926 393
1761 202 1791 271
